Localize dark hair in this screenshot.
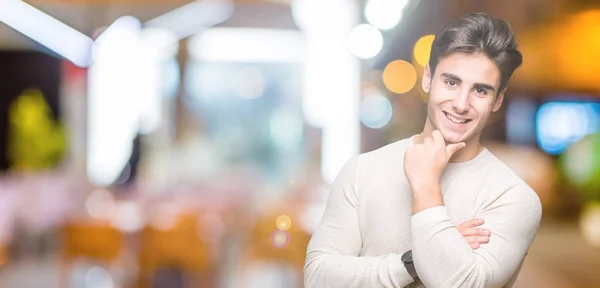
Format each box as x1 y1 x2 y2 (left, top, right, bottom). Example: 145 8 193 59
428 13 523 93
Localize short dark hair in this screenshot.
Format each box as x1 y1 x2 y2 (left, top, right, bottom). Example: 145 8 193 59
428 13 523 93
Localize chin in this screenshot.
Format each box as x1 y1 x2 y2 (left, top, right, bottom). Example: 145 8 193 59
439 129 469 144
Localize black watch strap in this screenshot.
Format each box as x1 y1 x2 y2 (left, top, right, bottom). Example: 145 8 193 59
404 261 418 280
402 250 419 280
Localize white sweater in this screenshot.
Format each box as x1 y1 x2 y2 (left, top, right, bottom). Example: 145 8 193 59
304 137 542 288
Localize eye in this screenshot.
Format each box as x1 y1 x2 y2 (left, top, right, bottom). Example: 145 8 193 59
475 88 487 95
445 80 457 88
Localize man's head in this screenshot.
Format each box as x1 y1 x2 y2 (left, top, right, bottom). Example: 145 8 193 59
422 13 522 145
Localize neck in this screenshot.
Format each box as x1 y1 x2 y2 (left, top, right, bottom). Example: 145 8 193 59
417 117 483 163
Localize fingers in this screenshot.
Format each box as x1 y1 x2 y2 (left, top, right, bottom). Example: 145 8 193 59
457 219 490 237
463 236 490 243
459 218 491 250
429 130 465 158
424 136 434 145
460 228 491 236
477 228 491 236
432 130 444 144
464 235 490 250
458 218 485 229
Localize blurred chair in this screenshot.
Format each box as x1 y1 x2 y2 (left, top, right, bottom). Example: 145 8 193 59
236 211 311 288
137 213 214 288
59 220 124 287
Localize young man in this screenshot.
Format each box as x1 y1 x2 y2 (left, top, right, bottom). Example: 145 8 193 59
304 13 542 288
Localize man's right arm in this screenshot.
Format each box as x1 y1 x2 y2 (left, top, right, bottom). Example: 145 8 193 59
303 157 415 288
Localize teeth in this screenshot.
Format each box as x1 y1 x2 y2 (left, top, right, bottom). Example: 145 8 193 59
445 113 467 124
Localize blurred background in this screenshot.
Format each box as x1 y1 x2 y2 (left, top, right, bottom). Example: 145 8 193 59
0 0 599 287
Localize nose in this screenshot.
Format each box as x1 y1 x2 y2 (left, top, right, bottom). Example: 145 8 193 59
452 91 470 113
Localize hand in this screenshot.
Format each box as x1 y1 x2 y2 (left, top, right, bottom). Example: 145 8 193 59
404 130 465 192
458 218 491 250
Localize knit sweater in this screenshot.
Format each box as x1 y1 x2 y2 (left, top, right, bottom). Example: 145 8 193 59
304 136 542 288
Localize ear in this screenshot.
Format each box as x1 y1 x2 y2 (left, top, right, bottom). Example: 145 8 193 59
492 87 507 112
422 64 432 93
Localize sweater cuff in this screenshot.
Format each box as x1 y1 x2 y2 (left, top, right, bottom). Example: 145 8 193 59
411 205 450 231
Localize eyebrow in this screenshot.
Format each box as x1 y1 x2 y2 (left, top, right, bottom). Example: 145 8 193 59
440 73 496 92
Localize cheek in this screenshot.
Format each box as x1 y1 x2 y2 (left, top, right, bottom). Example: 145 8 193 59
472 100 495 120
428 85 455 103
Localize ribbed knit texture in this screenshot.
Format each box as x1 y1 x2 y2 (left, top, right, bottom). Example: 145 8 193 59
304 136 542 288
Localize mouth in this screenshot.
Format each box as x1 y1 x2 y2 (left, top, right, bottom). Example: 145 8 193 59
443 111 472 125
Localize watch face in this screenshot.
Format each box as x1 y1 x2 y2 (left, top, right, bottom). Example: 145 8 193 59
402 251 413 263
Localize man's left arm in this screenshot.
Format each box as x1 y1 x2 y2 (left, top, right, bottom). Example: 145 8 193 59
410 185 542 288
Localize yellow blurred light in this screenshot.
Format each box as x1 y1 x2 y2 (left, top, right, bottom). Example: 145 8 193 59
580 201 600 247
516 10 600 92
276 215 292 231
413 34 435 67
382 60 417 94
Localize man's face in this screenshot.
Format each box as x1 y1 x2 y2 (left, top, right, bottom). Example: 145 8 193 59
422 52 505 144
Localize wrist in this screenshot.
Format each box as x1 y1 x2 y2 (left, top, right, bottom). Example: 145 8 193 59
410 181 441 197
411 183 443 215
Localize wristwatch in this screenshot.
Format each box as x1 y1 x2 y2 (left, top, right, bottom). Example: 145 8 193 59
402 250 419 280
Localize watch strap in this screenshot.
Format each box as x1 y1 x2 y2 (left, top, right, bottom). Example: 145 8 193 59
402 250 419 280
404 261 418 280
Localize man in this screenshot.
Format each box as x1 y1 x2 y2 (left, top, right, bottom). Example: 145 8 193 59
304 13 542 288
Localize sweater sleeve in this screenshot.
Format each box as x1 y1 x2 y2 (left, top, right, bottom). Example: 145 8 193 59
410 185 542 288
304 157 415 288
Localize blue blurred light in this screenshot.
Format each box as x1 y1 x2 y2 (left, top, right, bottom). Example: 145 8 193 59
360 94 393 129
536 101 600 155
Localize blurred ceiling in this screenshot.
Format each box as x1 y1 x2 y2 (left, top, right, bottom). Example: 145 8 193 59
0 0 295 49
0 0 585 50
3 0 600 95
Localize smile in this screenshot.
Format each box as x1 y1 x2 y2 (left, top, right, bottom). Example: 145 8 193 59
443 112 471 124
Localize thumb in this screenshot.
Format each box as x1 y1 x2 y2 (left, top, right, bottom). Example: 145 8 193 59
446 142 466 159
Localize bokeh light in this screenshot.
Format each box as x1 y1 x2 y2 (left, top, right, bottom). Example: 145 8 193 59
536 101 600 155
276 215 292 231
360 93 393 129
413 34 435 67
149 202 180 231
271 230 290 249
109 201 144 233
561 134 600 196
84 266 115 288
86 189 116 220
555 10 600 91
580 201 600 247
382 60 417 94
348 24 383 59
364 0 408 30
